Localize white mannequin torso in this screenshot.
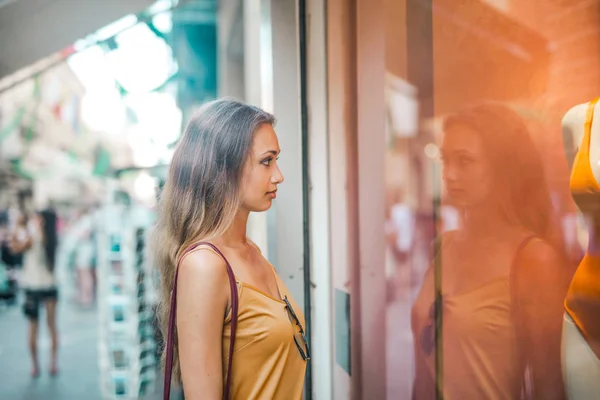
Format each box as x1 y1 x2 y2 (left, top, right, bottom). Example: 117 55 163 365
561 99 600 400
561 100 600 186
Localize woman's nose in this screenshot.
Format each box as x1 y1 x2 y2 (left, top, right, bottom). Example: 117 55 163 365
442 164 457 182
272 165 284 184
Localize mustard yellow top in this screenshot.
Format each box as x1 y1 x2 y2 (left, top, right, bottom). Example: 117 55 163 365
221 267 307 399
565 97 600 357
411 231 533 400
412 269 521 399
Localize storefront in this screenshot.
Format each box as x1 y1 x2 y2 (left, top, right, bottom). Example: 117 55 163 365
3 0 599 398
322 0 600 399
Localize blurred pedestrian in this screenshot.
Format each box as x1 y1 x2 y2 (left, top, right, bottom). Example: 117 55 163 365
12 209 59 378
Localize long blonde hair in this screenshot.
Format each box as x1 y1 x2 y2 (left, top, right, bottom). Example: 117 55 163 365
151 98 275 383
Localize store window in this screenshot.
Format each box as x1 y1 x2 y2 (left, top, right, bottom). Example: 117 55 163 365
384 1 600 399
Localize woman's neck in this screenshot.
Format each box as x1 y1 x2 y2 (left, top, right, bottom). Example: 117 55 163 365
461 203 512 238
218 209 250 249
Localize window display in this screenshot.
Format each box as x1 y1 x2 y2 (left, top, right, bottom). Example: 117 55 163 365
380 1 600 399
561 98 600 399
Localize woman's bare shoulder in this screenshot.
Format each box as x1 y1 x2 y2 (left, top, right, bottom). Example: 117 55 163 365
178 246 230 294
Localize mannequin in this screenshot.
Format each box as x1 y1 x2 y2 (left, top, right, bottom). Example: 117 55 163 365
561 97 600 399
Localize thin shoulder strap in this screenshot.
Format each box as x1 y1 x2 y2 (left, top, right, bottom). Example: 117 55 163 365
509 235 537 400
163 241 239 400
432 232 446 400
583 97 600 151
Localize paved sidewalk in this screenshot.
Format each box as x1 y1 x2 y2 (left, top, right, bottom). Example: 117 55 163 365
0 286 174 399
0 296 102 400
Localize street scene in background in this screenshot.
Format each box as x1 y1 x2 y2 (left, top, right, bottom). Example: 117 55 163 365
1 0 600 399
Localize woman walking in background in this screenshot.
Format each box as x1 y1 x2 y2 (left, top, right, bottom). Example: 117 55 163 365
11 209 60 378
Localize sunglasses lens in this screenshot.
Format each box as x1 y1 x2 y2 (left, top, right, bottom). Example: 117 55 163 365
421 324 434 355
284 297 310 360
421 300 443 356
294 336 308 360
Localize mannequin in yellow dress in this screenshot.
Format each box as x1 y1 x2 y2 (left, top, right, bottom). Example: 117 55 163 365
561 98 600 399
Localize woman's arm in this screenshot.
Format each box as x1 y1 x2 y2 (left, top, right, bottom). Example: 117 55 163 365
177 248 231 400
9 230 32 253
514 239 570 400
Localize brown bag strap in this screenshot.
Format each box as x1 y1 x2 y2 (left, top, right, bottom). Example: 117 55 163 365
163 241 239 400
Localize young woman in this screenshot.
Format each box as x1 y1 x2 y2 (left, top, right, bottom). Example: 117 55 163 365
411 104 571 399
12 209 59 378
153 99 308 400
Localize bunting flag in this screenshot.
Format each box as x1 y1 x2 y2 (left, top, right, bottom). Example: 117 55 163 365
0 107 26 142
114 71 178 97
92 145 112 176
1 13 178 181
24 76 41 143
10 159 35 180
146 21 167 40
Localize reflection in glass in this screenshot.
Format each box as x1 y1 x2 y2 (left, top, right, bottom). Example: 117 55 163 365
411 104 571 400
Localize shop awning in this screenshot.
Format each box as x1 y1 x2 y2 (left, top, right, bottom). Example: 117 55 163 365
0 0 156 80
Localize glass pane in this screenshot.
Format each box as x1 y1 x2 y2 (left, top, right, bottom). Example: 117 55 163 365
385 1 599 398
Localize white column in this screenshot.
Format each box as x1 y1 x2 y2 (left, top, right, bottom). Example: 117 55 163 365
306 0 333 398
243 0 269 254
217 0 245 99
258 0 305 306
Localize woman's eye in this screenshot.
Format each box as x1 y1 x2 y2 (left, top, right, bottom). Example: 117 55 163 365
261 156 279 167
459 157 472 166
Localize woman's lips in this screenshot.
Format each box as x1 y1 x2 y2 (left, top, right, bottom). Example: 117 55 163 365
447 188 465 195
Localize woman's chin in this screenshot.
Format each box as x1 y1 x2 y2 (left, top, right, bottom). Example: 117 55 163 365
262 198 274 211
248 200 273 213
444 194 468 208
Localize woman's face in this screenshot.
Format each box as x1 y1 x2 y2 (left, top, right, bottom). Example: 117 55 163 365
441 123 493 209
240 124 284 212
34 213 44 228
